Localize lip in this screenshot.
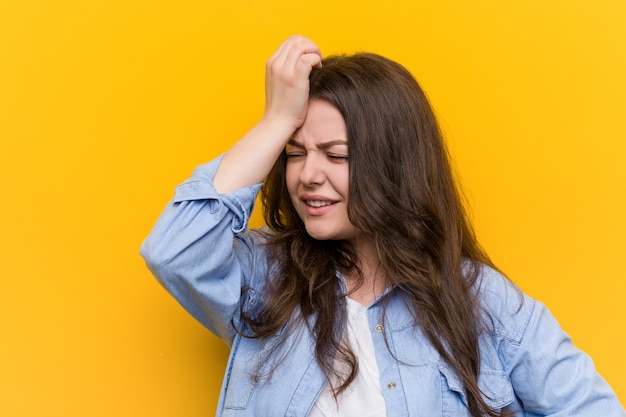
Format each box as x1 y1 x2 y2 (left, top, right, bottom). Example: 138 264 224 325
299 194 338 216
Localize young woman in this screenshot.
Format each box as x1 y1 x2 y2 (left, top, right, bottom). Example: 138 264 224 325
140 36 625 417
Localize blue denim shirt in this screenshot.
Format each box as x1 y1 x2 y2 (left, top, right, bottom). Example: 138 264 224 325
140 157 625 417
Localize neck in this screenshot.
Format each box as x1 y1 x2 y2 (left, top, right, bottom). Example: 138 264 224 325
344 237 387 306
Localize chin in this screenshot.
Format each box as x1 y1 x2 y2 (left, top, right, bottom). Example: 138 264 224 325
304 227 334 241
304 227 353 242
305 231 333 241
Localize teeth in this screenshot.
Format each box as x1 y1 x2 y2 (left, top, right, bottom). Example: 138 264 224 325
305 200 333 208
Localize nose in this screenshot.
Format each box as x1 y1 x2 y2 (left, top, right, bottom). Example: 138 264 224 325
299 153 325 186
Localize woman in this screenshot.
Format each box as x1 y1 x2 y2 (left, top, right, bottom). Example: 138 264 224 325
140 36 624 417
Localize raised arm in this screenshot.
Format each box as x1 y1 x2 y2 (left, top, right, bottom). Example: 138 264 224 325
213 35 322 194
141 36 323 344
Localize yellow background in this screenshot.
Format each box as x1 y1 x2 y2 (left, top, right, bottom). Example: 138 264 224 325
1 0 624 415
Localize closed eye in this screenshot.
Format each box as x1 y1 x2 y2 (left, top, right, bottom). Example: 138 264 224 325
328 154 348 162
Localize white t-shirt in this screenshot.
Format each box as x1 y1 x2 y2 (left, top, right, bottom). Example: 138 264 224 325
308 298 388 417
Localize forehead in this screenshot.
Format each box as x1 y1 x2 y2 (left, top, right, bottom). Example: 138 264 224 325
292 100 348 146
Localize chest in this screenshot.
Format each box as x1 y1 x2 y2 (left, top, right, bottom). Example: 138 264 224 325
219 303 516 417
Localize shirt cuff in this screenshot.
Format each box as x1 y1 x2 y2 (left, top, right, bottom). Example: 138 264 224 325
173 154 263 233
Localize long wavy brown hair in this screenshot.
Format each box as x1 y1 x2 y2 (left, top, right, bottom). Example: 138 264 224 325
245 53 512 417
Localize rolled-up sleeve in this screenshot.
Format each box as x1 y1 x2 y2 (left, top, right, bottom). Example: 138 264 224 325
140 155 263 345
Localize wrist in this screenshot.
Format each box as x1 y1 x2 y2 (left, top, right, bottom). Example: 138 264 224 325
257 114 302 139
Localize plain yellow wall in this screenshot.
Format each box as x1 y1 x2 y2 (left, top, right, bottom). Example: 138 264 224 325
1 0 624 415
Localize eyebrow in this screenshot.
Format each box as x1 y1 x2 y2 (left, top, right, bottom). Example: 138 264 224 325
287 139 348 150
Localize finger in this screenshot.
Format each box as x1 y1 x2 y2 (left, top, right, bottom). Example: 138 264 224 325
301 52 323 69
267 35 296 69
290 52 322 82
281 36 322 73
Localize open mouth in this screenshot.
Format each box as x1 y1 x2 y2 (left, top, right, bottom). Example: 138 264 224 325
304 200 334 208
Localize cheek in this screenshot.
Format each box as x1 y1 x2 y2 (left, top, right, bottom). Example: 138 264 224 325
335 167 350 196
284 164 299 195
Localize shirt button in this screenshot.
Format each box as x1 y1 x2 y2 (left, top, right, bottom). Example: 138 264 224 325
375 324 384 333
387 382 397 390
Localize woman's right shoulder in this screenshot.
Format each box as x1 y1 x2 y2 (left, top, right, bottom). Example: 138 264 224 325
236 227 272 249
235 227 281 276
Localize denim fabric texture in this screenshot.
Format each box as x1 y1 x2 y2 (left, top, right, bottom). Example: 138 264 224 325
141 156 625 417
